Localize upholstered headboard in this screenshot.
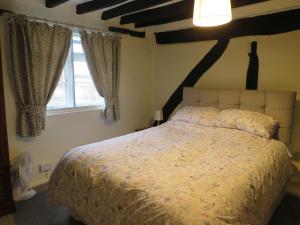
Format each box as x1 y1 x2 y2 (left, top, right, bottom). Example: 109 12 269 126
182 88 296 145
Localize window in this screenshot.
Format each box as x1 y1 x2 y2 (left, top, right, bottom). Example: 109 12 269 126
47 32 104 110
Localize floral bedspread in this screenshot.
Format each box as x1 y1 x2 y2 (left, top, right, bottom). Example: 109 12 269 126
49 121 291 225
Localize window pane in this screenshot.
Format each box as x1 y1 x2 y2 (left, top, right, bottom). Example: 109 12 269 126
72 33 83 54
74 61 89 76
73 43 84 54
72 33 81 41
74 81 104 107
47 31 104 110
73 33 104 107
47 71 68 109
74 61 104 107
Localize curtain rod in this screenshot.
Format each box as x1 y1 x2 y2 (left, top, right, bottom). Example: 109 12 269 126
3 12 120 36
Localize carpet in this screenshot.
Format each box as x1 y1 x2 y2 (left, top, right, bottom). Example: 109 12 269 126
0 191 300 225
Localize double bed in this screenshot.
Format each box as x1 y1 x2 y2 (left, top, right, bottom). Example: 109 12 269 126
49 88 296 225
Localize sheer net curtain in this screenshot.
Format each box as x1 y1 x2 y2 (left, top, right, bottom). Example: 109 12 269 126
80 31 121 122
8 15 72 137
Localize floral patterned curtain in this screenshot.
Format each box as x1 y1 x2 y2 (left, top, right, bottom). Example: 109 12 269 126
8 15 72 137
80 31 121 122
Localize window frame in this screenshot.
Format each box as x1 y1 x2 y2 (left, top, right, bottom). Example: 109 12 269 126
47 31 105 115
47 105 104 116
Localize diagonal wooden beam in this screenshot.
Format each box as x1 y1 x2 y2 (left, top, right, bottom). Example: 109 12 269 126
155 8 300 44
121 0 269 27
109 27 145 38
102 0 173 20
77 0 128 15
46 0 69 8
161 39 230 121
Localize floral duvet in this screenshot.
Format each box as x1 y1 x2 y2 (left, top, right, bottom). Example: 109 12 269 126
49 120 291 225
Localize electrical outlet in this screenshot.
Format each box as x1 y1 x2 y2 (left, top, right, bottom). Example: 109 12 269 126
39 162 53 173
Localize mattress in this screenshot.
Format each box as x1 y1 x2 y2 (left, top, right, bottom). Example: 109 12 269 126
49 120 292 225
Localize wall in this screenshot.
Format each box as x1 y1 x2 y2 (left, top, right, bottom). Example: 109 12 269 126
1 0 300 187
0 0 153 187
152 31 300 156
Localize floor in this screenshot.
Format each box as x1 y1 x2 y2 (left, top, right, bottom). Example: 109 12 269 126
0 191 300 225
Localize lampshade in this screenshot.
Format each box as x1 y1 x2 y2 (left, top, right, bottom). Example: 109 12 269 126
154 110 163 121
193 0 232 27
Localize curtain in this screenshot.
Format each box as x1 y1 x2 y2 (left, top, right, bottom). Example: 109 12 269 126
8 15 72 137
80 31 121 122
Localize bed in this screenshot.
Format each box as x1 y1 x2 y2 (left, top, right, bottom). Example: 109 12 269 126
49 88 296 225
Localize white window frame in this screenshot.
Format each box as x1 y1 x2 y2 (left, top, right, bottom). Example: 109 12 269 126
47 105 104 116
47 32 105 116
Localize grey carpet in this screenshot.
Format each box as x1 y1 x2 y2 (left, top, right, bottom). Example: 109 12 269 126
1 191 84 225
269 194 300 225
1 191 300 225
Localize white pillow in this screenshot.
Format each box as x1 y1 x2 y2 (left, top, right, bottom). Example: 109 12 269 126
171 106 220 126
215 109 279 139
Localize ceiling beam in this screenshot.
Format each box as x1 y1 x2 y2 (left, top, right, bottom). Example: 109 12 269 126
109 27 145 38
102 0 173 20
77 0 128 15
155 8 300 44
45 0 69 8
121 0 191 25
121 0 269 27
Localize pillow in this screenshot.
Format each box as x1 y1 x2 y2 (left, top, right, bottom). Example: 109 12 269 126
215 109 279 139
171 106 220 126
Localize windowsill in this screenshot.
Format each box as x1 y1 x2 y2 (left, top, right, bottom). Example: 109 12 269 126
47 105 105 116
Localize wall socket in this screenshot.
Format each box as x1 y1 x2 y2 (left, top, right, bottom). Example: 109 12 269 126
39 162 53 173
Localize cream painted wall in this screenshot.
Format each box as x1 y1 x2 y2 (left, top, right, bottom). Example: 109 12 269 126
152 31 300 156
0 1 153 187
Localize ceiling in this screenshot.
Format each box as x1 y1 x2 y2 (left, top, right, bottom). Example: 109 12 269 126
45 0 300 32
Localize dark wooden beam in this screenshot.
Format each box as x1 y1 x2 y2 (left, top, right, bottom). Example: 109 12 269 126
246 41 259 90
46 0 69 8
121 0 269 27
155 8 300 44
231 0 270 7
77 0 128 15
161 39 230 121
121 0 190 25
102 0 173 20
109 27 145 38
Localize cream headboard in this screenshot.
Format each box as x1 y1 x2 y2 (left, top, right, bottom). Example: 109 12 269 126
182 88 296 145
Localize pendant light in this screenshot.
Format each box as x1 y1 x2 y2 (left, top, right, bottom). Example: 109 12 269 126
193 0 232 27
